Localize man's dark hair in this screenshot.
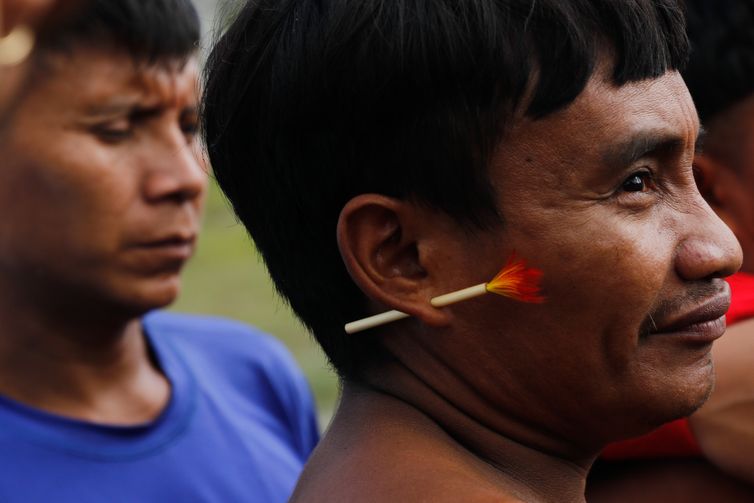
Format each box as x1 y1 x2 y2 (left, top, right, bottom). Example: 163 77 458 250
203 0 689 381
683 0 754 122
37 0 200 62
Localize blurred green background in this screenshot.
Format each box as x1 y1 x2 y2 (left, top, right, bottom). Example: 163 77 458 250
177 0 339 428
172 179 339 427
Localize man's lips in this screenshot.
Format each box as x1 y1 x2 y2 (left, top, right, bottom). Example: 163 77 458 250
138 235 196 248
128 234 197 267
647 293 731 343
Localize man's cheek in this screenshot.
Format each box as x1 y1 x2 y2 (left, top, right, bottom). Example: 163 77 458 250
543 236 661 319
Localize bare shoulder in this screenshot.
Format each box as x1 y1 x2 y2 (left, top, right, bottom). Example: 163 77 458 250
290 412 523 503
291 452 523 503
690 317 754 483
703 317 754 409
715 317 754 352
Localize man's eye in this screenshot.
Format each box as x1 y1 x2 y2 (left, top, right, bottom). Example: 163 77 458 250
181 121 199 137
621 172 653 192
180 106 199 140
92 124 131 142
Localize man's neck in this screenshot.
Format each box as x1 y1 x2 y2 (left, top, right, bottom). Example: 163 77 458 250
295 362 591 503
0 293 170 425
367 360 591 502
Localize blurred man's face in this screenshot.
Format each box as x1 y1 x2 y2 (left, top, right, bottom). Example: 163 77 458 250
415 65 742 451
698 95 754 274
0 47 206 314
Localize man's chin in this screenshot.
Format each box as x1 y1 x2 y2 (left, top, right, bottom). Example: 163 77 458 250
618 359 716 440
651 380 713 426
109 276 182 317
133 284 181 313
662 352 717 417
589 355 713 447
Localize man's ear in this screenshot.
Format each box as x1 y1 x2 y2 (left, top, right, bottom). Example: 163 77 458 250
694 153 739 233
337 194 451 329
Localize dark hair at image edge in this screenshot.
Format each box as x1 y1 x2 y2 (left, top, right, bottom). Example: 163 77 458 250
203 0 689 381
36 0 201 62
683 0 754 122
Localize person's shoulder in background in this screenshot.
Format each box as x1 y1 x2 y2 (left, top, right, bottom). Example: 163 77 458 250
143 310 320 460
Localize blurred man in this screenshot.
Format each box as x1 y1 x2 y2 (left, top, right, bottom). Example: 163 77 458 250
688 0 754 478
0 1 317 501
588 0 754 499
203 0 741 501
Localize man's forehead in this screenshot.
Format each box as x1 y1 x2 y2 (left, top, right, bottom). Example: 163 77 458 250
491 70 699 193
39 48 199 109
530 72 696 152
578 69 694 125
131 58 199 107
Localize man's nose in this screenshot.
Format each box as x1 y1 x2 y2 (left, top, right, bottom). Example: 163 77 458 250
675 196 743 281
143 140 207 204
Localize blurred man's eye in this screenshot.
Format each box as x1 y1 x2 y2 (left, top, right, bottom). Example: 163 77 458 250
91 121 132 143
180 108 199 139
181 120 199 138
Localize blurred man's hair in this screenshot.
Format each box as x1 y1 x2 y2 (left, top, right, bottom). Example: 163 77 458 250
37 0 200 63
203 0 689 381
684 0 754 122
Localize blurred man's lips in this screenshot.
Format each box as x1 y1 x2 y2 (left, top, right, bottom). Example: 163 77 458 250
649 293 731 343
131 235 196 264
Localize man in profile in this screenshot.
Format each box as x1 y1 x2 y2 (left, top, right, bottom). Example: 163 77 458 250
588 0 754 499
0 1 317 501
204 1 741 501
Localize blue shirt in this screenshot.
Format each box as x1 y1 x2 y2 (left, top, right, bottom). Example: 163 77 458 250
0 312 319 502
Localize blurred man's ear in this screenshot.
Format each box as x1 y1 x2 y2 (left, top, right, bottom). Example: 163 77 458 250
337 194 451 329
694 153 740 235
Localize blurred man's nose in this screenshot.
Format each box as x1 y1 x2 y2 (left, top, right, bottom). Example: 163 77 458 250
675 195 743 282
143 136 207 205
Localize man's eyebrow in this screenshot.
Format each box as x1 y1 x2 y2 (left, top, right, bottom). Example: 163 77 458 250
602 129 703 167
85 102 197 120
82 97 140 115
83 97 168 117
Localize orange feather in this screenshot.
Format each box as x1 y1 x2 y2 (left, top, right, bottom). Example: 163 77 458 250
485 254 544 303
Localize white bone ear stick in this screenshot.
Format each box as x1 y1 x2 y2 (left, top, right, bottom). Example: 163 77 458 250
430 284 488 308
0 5 35 67
344 310 410 335
345 254 544 334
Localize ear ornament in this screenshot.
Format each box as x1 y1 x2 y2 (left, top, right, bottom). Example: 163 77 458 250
345 253 544 334
0 4 34 67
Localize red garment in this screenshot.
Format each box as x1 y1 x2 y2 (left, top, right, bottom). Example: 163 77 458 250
725 272 754 325
601 272 754 460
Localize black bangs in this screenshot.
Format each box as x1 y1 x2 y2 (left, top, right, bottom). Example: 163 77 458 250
525 0 688 116
39 0 200 62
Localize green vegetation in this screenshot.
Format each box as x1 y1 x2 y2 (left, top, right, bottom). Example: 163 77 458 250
171 180 339 426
